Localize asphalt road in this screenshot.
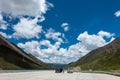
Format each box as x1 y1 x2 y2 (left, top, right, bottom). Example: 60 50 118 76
0 70 120 80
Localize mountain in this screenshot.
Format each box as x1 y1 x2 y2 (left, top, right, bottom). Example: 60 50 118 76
0 35 50 70
47 63 67 69
68 38 120 71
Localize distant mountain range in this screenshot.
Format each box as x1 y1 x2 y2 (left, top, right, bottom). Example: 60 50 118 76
47 63 67 69
0 35 50 70
68 38 120 71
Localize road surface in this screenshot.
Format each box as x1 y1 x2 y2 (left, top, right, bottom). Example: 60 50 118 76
0 70 120 80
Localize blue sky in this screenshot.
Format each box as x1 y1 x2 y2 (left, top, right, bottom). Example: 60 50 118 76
44 0 120 44
0 0 120 64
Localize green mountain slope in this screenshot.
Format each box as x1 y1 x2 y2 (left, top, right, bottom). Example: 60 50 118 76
0 35 50 70
68 38 120 71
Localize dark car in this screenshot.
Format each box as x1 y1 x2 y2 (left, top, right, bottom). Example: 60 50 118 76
55 68 64 73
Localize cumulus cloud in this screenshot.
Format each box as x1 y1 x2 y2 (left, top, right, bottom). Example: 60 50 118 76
0 13 10 38
0 32 12 39
114 10 120 17
77 31 114 51
0 24 7 30
0 0 54 40
98 30 115 38
17 39 85 63
45 28 65 43
13 17 42 39
18 41 47 58
17 40 63 63
17 30 115 64
0 0 53 17
0 13 8 30
17 37 70 63
61 23 69 31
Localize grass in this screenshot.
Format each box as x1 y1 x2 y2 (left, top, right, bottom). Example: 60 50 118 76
67 48 120 71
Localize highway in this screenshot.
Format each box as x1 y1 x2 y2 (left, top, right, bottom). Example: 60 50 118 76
0 70 120 80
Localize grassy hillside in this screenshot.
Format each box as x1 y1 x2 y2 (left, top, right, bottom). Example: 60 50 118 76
68 38 120 71
0 35 50 70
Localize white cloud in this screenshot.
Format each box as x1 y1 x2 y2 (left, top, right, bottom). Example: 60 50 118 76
13 17 42 39
0 13 11 38
61 23 69 31
0 24 7 30
110 37 115 42
0 0 53 17
0 0 54 36
17 40 63 63
18 41 47 58
45 28 64 43
0 13 3 20
0 32 12 39
0 0 54 40
38 16 45 22
77 31 114 51
68 43 88 57
98 30 114 38
114 10 120 17
17 31 115 64
0 13 8 30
